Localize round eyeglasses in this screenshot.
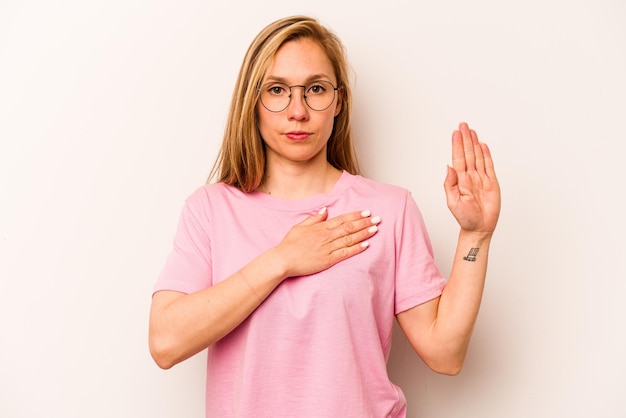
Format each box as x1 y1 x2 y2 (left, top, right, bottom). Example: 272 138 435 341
258 80 339 112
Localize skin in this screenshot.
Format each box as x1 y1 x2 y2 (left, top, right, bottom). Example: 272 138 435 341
149 38 501 376
257 39 343 199
396 124 500 374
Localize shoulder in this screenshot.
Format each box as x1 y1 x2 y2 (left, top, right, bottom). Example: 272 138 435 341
351 174 412 201
183 182 246 210
188 181 245 200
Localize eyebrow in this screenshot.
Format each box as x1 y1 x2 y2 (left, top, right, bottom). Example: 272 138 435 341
263 73 335 84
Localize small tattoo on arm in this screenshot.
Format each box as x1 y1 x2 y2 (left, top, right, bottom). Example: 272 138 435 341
463 248 479 262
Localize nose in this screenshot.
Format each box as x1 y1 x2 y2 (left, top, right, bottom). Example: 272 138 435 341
286 85 309 120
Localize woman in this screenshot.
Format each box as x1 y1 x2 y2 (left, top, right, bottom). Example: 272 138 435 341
149 15 501 417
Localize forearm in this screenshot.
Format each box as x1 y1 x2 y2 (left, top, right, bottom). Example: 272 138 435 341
398 122 499 374
149 247 287 369
433 230 492 360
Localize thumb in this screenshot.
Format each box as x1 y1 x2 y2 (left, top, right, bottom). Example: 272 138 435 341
299 206 328 226
443 165 459 200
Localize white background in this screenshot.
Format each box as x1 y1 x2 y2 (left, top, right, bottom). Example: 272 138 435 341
1 0 625 417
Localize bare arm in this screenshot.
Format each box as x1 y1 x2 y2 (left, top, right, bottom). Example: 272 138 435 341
397 122 501 375
149 208 380 369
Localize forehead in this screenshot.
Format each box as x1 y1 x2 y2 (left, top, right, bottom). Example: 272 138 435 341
265 38 335 82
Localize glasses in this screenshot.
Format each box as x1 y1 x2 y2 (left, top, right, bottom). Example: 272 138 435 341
258 80 339 112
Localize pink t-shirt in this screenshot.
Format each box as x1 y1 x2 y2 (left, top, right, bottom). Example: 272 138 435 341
155 171 447 417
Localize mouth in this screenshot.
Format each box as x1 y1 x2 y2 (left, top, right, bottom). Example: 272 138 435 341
285 131 310 141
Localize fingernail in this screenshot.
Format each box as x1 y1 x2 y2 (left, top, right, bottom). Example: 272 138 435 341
360 241 370 248
370 216 381 225
361 210 371 217
368 225 378 233
318 207 327 215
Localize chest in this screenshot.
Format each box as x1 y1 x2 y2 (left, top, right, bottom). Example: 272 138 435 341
208 204 396 317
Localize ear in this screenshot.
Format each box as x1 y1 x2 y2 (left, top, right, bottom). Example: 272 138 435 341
333 87 343 117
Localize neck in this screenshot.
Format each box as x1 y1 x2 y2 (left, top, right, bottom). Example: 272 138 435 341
259 162 341 200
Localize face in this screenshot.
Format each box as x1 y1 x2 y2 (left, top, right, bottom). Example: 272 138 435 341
257 38 342 169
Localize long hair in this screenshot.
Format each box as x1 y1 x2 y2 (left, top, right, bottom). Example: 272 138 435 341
208 15 360 192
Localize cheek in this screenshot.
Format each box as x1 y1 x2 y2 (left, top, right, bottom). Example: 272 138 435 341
256 108 273 138
322 111 337 133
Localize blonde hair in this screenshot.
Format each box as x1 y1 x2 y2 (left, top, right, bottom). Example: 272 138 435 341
208 15 360 192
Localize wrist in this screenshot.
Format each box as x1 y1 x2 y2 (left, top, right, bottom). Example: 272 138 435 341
458 229 493 245
263 246 291 282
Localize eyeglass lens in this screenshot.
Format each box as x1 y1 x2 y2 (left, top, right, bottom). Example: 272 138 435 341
260 80 337 112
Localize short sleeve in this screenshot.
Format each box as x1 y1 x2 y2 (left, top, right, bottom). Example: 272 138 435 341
394 192 447 314
153 188 213 294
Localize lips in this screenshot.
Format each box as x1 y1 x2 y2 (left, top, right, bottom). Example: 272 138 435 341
285 131 310 141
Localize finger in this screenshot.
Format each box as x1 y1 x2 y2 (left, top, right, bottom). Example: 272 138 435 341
443 165 458 191
480 142 498 180
471 129 486 173
298 206 329 226
321 211 380 253
451 129 466 173
330 215 380 247
459 122 476 171
443 165 459 204
328 238 371 266
328 221 381 263
333 221 378 252
328 213 380 239
324 210 372 230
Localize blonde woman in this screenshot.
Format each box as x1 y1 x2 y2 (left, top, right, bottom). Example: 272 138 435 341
149 15 501 417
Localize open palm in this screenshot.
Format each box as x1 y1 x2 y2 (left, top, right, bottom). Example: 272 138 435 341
444 122 501 234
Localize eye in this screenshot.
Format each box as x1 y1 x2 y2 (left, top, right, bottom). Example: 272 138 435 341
265 83 289 96
307 82 327 95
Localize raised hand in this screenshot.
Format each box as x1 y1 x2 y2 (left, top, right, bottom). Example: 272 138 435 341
275 208 381 278
444 122 501 235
